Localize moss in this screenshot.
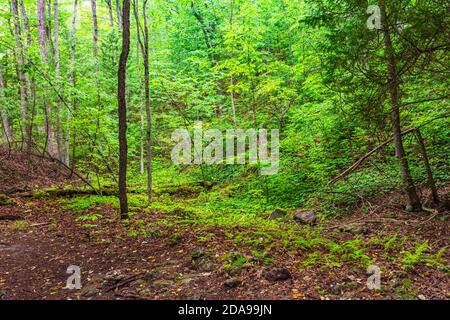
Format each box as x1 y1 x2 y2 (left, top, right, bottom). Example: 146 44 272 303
0 194 14 206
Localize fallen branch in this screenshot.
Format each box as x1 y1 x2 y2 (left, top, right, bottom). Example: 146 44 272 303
329 128 416 185
29 222 50 227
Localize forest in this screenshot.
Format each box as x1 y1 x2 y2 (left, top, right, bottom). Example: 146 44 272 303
0 0 449 301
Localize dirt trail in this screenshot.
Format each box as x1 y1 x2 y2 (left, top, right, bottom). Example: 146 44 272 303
1 193 449 300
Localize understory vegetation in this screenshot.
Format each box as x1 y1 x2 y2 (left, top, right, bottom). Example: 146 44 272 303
0 0 448 300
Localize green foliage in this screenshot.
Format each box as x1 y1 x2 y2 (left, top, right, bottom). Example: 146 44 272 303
66 196 118 211
0 194 14 206
12 220 29 231
402 241 448 270
222 252 248 275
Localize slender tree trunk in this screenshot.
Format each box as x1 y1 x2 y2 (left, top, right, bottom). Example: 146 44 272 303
133 0 152 202
0 66 12 144
229 0 236 124
143 0 152 202
68 0 79 169
18 0 33 150
18 0 31 45
90 0 99 79
46 0 52 44
116 0 123 30
37 0 57 157
11 0 29 149
118 0 130 218
53 0 64 163
106 0 114 27
379 0 421 212
133 0 145 175
415 128 439 204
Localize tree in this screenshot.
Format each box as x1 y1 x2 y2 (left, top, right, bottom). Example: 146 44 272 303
0 65 12 144
304 0 448 211
133 0 152 202
118 0 131 218
37 0 57 157
10 0 29 149
379 0 421 211
68 0 79 169
53 0 65 163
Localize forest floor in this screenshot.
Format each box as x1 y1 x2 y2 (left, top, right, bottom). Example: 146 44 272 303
0 147 449 300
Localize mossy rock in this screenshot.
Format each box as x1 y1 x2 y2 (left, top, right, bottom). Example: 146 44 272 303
191 248 215 272
268 209 287 220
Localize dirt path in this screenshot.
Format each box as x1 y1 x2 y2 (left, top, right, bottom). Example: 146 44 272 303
1 193 449 300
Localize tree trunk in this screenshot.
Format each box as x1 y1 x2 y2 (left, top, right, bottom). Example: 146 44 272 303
379 0 421 212
11 0 29 149
229 0 236 124
53 0 65 163
0 65 12 144
37 0 57 157
90 0 99 79
18 0 32 45
118 0 130 218
133 0 152 202
143 0 152 202
18 0 33 151
116 0 123 30
106 0 114 27
415 128 439 204
68 0 79 169
132 0 145 175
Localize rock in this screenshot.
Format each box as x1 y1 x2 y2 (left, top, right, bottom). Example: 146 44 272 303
192 249 215 272
179 277 195 286
195 256 215 272
417 294 427 300
223 278 242 289
293 211 317 225
340 224 370 235
330 283 343 295
138 288 152 297
263 267 291 282
80 284 99 297
143 271 156 282
91 274 106 282
224 278 241 288
153 279 174 289
104 270 125 283
0 288 7 298
268 209 287 220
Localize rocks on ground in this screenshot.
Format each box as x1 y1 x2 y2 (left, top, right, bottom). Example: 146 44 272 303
191 248 215 272
263 267 292 282
293 210 317 225
268 209 287 220
224 277 241 288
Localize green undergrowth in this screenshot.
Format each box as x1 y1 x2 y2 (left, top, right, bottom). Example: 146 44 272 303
58 164 448 273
